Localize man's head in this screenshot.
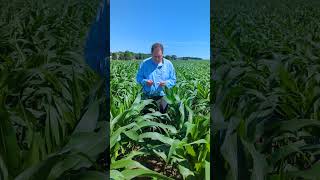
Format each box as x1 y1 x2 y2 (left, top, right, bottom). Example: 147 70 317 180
151 43 163 64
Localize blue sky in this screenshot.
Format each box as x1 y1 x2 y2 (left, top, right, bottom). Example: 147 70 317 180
110 0 210 59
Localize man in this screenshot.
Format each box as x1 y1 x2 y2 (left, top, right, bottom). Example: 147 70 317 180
136 43 176 113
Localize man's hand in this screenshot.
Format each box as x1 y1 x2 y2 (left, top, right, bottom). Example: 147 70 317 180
146 80 153 86
159 81 166 87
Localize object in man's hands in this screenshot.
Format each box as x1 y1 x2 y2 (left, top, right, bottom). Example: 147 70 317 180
146 80 153 86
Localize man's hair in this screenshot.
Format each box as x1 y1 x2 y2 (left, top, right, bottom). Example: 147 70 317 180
151 43 164 53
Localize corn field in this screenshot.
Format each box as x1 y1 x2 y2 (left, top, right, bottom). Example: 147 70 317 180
0 0 108 179
212 0 320 179
110 60 210 179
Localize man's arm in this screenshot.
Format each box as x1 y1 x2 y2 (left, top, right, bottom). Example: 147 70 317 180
84 0 108 77
165 64 176 88
136 62 148 86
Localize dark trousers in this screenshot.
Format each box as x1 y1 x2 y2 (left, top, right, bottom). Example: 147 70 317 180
142 95 168 113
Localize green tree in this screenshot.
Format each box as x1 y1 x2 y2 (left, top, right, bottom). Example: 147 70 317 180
112 52 118 60
136 53 142 60
118 52 124 60
124 51 133 60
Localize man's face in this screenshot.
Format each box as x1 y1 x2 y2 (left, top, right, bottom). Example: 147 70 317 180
152 47 163 64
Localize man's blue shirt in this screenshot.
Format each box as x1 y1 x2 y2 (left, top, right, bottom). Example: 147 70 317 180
136 58 176 97
84 0 108 77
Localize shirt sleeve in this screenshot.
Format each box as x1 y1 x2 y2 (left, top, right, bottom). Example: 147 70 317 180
136 61 148 85
84 0 108 77
166 63 176 88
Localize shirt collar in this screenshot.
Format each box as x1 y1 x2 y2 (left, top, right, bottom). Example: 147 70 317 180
151 58 164 67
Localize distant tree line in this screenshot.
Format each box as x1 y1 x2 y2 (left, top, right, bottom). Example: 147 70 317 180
111 51 202 60
177 57 203 60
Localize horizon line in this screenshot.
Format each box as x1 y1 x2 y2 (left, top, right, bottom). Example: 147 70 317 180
110 50 209 59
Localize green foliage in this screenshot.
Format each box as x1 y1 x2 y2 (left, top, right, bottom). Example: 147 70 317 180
0 0 107 179
212 0 320 179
